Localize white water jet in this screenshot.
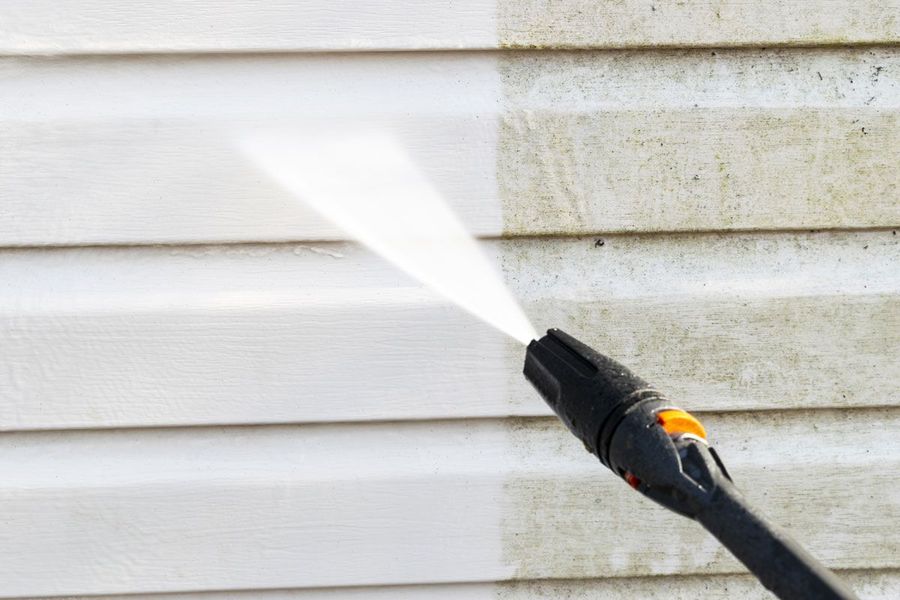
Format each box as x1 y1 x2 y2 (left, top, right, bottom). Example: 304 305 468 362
240 129 537 345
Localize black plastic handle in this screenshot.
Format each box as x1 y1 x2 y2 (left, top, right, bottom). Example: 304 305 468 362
697 482 858 600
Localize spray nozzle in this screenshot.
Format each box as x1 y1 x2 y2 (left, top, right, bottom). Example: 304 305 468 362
524 329 732 512
522 329 858 600
524 328 659 462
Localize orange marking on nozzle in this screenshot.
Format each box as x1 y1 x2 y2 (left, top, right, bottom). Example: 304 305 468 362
656 409 708 440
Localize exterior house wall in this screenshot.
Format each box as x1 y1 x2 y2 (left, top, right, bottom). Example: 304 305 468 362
0 2 897 598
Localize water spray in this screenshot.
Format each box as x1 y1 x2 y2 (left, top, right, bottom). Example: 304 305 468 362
242 132 857 599
240 129 535 345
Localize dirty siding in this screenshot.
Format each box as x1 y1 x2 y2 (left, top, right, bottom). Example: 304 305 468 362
498 48 900 235
0 2 898 599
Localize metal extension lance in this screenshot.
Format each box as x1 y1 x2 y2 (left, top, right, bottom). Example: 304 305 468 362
524 329 858 600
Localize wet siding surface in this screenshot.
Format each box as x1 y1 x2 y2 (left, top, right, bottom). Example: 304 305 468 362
1 4 898 600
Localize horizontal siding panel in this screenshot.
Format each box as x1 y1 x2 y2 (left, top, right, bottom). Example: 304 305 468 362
499 571 900 600
0 0 496 55
0 410 896 596
0 1 897 54
0 231 896 431
500 1 900 49
1 48 897 246
19 570 900 600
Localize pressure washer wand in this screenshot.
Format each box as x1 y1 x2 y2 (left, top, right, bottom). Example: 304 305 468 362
524 329 858 600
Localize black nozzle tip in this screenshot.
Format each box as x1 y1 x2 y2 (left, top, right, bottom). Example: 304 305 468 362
523 329 651 458
524 330 597 405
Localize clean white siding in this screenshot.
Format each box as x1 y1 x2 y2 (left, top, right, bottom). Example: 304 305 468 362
1 1 898 53
0 4 898 600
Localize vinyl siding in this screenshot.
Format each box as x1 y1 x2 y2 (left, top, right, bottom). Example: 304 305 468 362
0 4 898 600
